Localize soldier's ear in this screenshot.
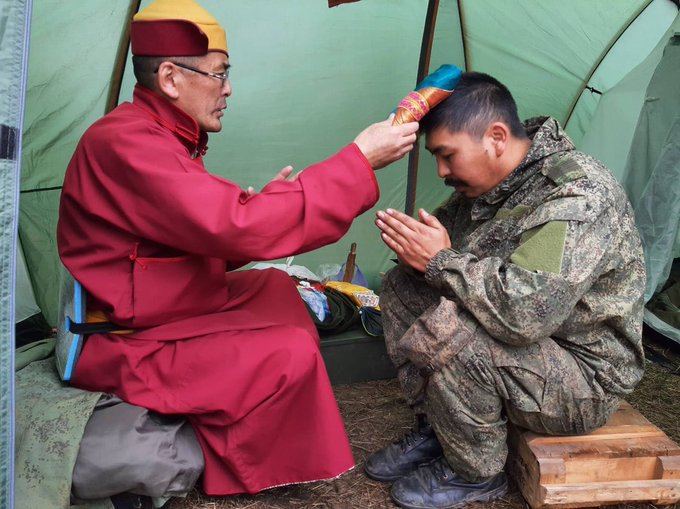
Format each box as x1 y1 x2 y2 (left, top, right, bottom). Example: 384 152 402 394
486 122 508 158
156 61 181 100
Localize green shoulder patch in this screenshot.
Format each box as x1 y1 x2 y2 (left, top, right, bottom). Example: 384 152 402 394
542 154 587 185
494 204 531 220
510 220 568 274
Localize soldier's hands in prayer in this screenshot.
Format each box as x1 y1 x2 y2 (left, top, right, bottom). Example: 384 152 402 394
376 208 451 272
245 165 298 196
354 115 419 170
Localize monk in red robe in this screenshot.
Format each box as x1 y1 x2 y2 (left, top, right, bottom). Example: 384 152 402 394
57 0 418 497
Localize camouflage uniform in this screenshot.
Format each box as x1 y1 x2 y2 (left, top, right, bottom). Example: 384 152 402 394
380 117 646 482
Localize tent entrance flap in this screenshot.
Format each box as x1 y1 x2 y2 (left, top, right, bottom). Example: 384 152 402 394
1 1 33 508
623 31 680 343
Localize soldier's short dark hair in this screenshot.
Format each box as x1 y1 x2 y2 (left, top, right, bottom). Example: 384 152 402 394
132 55 201 91
421 72 527 139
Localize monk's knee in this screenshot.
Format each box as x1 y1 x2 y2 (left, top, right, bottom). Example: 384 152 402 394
276 326 321 382
262 267 296 288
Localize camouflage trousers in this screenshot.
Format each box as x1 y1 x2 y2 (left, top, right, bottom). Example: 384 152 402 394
380 266 619 482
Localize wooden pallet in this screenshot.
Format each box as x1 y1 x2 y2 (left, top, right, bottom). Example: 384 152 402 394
508 401 680 508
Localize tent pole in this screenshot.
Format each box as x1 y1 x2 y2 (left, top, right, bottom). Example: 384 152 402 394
563 0 654 127
405 0 440 217
457 0 470 71
105 0 143 114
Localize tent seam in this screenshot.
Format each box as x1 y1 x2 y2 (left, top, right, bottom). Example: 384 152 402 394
563 0 655 127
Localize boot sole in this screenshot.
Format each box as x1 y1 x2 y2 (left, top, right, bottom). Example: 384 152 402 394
391 480 509 509
364 456 443 483
364 466 403 483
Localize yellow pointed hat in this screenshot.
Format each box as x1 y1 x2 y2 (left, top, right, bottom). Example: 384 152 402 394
131 0 227 56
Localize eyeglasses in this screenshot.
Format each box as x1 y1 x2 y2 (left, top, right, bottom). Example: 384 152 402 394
170 62 230 86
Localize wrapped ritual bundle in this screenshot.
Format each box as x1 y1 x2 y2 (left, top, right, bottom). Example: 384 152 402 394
392 64 463 125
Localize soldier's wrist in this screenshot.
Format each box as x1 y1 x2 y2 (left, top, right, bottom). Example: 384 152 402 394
424 248 457 288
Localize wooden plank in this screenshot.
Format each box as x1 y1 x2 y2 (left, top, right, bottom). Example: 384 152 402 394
562 456 658 483
522 404 663 447
657 455 680 480
513 431 546 507
526 429 666 445
509 401 680 508
537 458 566 484
528 436 680 460
542 479 680 508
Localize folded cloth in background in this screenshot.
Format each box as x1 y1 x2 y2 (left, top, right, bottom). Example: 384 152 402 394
359 306 383 337
325 281 379 308
297 285 330 322
305 288 360 335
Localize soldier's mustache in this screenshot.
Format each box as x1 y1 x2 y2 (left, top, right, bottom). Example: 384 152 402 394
445 178 464 187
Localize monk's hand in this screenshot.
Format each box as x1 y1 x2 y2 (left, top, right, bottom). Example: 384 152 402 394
354 115 419 170
246 165 297 196
376 208 451 272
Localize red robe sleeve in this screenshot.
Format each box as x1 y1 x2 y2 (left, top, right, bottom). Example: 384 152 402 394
80 123 378 262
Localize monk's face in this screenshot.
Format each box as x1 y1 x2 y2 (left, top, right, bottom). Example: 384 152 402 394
174 52 231 133
425 125 508 198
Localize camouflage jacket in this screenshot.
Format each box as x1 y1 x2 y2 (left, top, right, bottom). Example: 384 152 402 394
425 116 646 395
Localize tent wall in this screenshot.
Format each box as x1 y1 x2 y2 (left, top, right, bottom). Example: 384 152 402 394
454 0 652 122
1 0 32 506
578 16 679 183
23 0 455 323
20 2 143 325
118 0 459 294
565 0 678 144
579 16 680 299
15 244 40 324
626 31 680 300
18 0 678 325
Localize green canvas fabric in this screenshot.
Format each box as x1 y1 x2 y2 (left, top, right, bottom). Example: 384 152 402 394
23 0 440 322
548 12 680 341
18 191 61 325
577 26 670 184
19 1 131 325
14 340 111 509
5 0 680 505
1 0 32 506
456 0 647 122
626 32 680 300
648 281 680 329
566 0 678 145
22 0 678 325
11 0 680 344
646 262 680 341
15 243 40 323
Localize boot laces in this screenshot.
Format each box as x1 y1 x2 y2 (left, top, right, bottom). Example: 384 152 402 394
398 428 425 451
430 457 452 481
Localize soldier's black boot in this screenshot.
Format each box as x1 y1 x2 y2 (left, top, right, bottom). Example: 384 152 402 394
390 457 508 509
364 415 443 482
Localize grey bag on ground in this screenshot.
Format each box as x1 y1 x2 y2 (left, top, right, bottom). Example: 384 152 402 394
71 395 204 500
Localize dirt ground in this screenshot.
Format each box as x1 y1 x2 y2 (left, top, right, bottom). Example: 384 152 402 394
171 336 680 509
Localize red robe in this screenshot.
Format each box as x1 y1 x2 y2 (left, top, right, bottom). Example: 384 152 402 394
57 85 379 495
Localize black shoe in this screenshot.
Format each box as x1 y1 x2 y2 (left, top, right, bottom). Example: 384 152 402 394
365 417 443 482
111 493 154 509
390 458 508 509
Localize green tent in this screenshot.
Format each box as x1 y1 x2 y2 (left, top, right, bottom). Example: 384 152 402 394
2 1 679 506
